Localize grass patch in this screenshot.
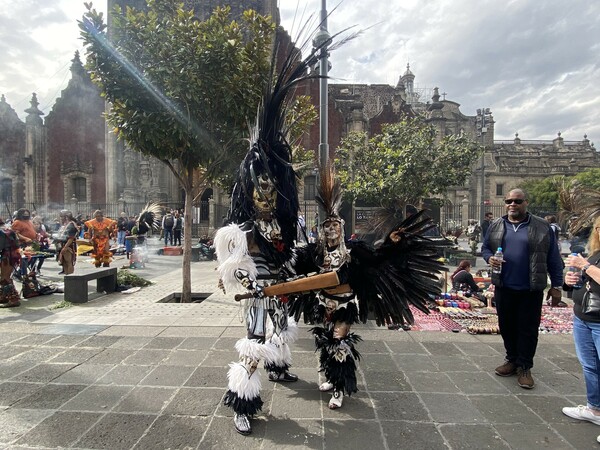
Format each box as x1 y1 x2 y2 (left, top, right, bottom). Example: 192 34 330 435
117 269 152 287
49 300 73 310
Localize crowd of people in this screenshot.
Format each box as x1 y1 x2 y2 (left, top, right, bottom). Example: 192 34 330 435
0 204 187 307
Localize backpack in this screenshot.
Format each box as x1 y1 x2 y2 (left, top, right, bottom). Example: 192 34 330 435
164 214 174 228
550 223 560 241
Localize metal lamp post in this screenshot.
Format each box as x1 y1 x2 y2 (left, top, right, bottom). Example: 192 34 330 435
476 108 492 224
313 0 331 222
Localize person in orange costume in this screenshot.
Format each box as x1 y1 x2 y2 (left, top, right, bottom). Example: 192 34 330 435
84 210 117 267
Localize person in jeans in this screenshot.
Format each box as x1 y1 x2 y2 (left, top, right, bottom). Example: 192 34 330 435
482 189 563 389
162 211 174 246
562 217 600 444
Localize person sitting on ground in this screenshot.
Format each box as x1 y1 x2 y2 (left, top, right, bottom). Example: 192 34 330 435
451 260 482 294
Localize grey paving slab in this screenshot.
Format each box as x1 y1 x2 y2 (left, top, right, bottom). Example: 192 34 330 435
381 420 448 450
139 365 196 387
420 393 487 424
60 385 133 412
362 367 412 392
75 412 156 450
163 387 224 416
405 371 461 393
439 423 510 449
14 411 103 448
113 386 176 413
96 364 155 386
494 424 573 449
51 363 114 384
0 255 595 449
324 419 386 450
161 348 208 366
0 408 54 446
133 414 207 450
0 382 43 407
13 383 87 409
184 366 227 388
17 363 77 383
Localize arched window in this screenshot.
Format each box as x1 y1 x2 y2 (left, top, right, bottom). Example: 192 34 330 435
0 178 12 202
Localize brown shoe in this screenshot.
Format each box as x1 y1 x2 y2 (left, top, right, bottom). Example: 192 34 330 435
495 361 518 377
517 367 534 389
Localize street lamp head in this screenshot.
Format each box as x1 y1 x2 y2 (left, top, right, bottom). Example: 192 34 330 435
313 29 332 50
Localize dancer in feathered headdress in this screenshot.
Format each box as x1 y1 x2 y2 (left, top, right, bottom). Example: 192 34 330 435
213 8 362 433
129 203 162 268
288 162 449 410
214 27 341 436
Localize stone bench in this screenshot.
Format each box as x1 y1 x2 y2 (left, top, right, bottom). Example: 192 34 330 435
64 267 118 303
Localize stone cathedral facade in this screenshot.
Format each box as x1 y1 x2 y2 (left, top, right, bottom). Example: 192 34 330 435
0 1 597 217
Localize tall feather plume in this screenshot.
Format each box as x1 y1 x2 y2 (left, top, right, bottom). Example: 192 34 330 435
315 162 343 221
137 202 162 235
227 16 359 263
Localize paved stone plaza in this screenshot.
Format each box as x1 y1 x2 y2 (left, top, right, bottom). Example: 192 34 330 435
0 247 598 449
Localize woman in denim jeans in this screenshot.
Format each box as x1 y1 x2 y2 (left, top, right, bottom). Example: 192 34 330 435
563 216 600 444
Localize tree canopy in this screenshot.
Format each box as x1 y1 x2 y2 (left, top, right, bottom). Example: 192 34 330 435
78 0 279 301
79 1 275 186
518 176 563 210
334 117 481 208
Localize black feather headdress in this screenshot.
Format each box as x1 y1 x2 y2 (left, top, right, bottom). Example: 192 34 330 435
137 202 162 235
227 19 358 265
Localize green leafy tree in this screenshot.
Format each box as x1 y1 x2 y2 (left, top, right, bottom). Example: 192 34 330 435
79 0 275 301
335 117 481 208
517 176 564 211
573 168 600 190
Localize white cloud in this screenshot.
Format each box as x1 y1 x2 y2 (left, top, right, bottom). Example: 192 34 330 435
1 0 598 145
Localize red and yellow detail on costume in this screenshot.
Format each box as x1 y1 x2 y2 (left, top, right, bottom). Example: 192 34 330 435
84 218 117 267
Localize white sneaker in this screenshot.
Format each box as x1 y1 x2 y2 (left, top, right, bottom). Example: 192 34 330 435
597 435 600 444
319 381 334 392
328 390 343 409
562 405 600 425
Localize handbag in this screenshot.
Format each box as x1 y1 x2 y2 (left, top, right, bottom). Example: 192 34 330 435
582 289 600 316
582 256 600 316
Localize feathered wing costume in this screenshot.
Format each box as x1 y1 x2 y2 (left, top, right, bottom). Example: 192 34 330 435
137 202 162 236
213 27 356 435
288 163 448 409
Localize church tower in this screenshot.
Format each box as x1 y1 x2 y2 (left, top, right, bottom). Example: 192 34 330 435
24 94 46 206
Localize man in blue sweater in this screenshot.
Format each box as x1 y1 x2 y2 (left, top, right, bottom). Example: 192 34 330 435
482 189 564 389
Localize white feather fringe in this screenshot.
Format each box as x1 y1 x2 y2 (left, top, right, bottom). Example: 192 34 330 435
235 338 263 359
214 224 257 293
227 362 262 400
278 318 299 344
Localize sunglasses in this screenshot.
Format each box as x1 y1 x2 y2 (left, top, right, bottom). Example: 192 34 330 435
504 198 525 205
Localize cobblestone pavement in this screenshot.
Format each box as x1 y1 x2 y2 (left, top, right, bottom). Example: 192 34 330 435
0 244 598 449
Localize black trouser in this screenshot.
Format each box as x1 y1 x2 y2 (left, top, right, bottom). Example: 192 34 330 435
173 229 182 246
494 287 543 370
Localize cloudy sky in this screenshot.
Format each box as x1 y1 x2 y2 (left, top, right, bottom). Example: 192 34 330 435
1 0 599 144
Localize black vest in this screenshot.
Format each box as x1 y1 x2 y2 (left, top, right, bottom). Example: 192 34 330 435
487 214 551 290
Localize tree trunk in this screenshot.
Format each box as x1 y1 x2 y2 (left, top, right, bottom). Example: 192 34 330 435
181 173 194 303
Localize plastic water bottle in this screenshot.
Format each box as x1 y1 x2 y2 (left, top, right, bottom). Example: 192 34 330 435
568 253 583 289
492 247 503 275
